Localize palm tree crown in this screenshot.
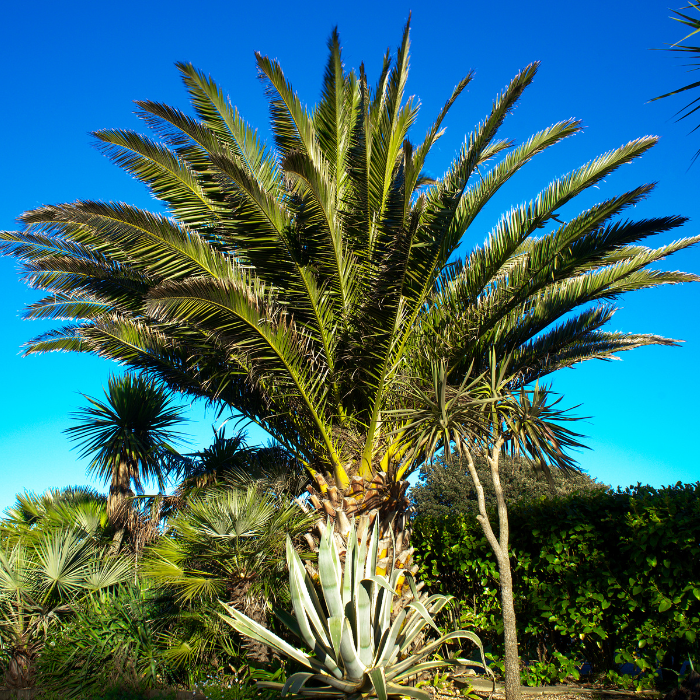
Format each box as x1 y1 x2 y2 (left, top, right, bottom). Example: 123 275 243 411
65 374 185 516
2 20 698 499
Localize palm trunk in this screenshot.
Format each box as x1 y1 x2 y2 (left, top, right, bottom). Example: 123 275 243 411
305 472 419 594
108 458 134 555
464 442 521 700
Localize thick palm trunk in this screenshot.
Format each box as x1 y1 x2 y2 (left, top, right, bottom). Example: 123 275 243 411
305 472 420 593
464 443 521 700
5 646 36 689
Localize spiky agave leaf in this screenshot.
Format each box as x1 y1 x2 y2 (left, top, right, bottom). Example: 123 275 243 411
219 516 492 699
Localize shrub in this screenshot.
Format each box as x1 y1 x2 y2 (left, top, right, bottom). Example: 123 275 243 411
412 455 607 520
413 482 700 684
36 584 172 698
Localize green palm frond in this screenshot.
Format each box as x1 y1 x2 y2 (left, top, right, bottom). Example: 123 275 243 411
2 20 697 489
652 1 700 161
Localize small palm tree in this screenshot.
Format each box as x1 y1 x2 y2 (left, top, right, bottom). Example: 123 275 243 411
144 484 314 665
65 374 185 549
0 525 132 688
174 429 310 497
1 487 109 551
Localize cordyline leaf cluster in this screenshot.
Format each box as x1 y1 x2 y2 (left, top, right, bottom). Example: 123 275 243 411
2 19 698 490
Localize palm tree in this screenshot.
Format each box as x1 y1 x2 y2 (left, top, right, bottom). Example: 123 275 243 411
652 1 700 162
172 429 309 498
143 484 315 665
65 374 186 550
2 17 698 643
0 521 132 688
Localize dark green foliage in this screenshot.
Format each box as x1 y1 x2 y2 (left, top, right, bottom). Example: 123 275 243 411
36 585 172 698
413 483 700 683
412 455 607 519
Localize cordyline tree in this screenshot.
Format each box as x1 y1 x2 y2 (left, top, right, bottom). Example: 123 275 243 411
65 374 185 553
2 19 699 699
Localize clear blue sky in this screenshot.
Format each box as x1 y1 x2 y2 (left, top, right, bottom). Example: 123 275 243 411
1 0 699 511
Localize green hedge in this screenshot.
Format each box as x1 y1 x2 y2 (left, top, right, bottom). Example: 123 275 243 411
413 482 700 677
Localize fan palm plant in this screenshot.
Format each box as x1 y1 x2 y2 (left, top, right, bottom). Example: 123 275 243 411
143 483 315 664
0 525 132 688
1 486 109 544
2 21 698 575
65 374 186 551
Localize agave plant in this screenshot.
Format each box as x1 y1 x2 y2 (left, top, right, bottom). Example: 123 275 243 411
219 515 490 700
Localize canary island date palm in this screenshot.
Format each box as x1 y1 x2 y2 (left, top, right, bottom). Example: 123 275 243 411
2 21 698 580
65 374 185 551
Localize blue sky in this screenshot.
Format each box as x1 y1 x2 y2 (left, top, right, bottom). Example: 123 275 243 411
1 0 699 511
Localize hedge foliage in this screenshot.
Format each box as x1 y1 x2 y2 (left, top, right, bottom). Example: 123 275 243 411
413 482 700 677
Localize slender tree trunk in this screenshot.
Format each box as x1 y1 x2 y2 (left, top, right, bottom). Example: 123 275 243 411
464 442 521 700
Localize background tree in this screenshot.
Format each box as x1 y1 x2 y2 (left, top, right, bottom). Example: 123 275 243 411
65 374 186 551
173 429 310 499
413 454 607 519
652 1 700 162
143 483 314 665
390 356 590 700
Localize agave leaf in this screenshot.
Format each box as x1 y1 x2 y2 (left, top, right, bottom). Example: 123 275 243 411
319 528 344 620
391 659 466 682
385 682 431 700
327 521 343 587
282 672 315 697
364 518 379 579
273 607 303 642
391 630 486 678
364 574 397 596
328 615 344 660
289 558 323 650
400 590 452 646
375 608 407 667
287 536 330 645
342 525 357 607
339 615 366 681
369 665 388 700
356 580 373 665
405 598 440 635
218 602 313 670
317 674 365 693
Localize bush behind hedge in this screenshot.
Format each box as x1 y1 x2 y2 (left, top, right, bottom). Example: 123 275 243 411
413 482 700 678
